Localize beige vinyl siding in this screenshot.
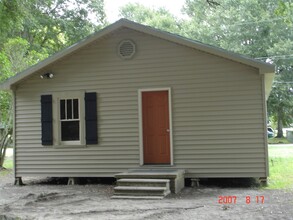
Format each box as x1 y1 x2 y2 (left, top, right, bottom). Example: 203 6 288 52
14 27 267 178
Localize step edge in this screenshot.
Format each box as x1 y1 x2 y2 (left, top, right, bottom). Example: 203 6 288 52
111 195 164 200
114 186 168 191
117 179 170 183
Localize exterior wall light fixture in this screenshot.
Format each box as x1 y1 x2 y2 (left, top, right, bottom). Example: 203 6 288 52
40 72 54 79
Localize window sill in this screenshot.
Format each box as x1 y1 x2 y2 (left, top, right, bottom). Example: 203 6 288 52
53 144 87 149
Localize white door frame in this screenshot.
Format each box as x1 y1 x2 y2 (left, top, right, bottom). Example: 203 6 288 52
138 88 174 166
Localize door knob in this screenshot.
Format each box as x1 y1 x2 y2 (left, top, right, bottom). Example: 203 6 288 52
166 129 170 132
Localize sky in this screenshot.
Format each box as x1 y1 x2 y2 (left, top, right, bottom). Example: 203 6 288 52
104 0 186 22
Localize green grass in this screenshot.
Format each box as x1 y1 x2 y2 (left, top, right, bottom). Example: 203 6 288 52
0 158 13 176
268 137 291 144
267 145 293 189
269 145 293 158
268 158 293 189
3 158 13 169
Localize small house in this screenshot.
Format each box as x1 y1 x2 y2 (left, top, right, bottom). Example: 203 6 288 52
0 19 275 189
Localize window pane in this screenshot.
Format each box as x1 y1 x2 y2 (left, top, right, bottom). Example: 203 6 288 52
67 99 72 119
73 99 79 119
60 100 65 120
61 121 80 141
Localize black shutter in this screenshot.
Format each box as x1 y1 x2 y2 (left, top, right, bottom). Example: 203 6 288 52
41 95 53 145
85 92 98 144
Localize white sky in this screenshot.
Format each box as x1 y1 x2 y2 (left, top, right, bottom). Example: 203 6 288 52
104 0 186 22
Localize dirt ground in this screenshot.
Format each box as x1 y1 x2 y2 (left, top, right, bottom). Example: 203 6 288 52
0 173 293 220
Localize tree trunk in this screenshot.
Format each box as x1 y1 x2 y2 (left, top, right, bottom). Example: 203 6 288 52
0 104 13 169
0 132 10 168
276 109 284 138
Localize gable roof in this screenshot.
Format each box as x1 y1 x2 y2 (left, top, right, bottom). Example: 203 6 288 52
0 19 275 97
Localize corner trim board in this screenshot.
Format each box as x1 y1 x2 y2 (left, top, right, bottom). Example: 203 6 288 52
13 90 16 178
261 75 269 177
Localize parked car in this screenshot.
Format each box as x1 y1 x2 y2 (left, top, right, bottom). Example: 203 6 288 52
267 127 274 138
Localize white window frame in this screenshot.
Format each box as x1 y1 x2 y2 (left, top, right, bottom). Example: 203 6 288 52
53 91 85 146
138 88 174 166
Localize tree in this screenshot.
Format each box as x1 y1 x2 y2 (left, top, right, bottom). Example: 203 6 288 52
120 3 182 33
0 47 13 169
268 82 293 137
119 1 220 34
275 0 293 24
0 0 23 44
0 0 106 54
182 0 281 57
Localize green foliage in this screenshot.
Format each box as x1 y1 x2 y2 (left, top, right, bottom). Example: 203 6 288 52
268 83 293 136
268 158 293 189
0 0 23 43
0 37 47 125
0 37 48 78
0 158 12 175
0 53 12 81
0 91 11 126
0 0 106 54
120 3 182 33
183 0 278 57
3 158 13 169
275 0 293 24
2 38 37 73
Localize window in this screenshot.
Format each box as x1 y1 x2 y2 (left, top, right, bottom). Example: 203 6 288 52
57 95 84 145
41 92 97 146
60 99 80 141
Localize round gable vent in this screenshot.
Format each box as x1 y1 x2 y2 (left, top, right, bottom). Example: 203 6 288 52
118 40 136 59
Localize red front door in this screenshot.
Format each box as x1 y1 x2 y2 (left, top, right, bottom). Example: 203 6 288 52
142 91 170 164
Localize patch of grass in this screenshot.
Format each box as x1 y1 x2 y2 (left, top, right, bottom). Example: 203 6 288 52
0 158 13 176
269 145 293 158
268 137 291 144
267 146 293 189
3 158 13 169
267 157 293 189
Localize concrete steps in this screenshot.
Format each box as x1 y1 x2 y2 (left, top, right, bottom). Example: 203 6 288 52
112 178 170 199
114 169 185 193
117 178 170 187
